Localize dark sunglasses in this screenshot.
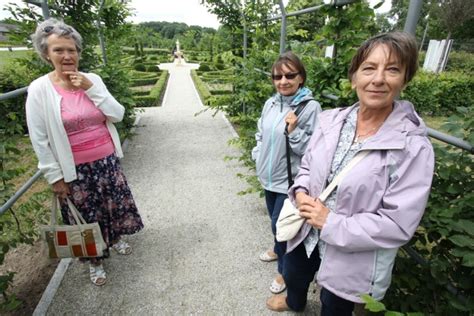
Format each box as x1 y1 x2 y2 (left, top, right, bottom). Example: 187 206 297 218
43 25 73 34
272 72 299 80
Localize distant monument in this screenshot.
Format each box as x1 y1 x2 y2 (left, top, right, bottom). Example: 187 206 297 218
175 40 183 66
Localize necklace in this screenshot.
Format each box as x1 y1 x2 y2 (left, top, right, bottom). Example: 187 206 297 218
354 122 384 143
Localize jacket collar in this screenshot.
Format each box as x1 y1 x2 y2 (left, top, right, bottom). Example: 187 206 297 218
319 100 428 152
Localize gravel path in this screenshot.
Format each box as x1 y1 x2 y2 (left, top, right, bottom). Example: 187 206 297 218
41 62 320 315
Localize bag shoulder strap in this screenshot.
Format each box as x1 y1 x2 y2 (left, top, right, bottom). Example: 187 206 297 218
318 150 370 202
285 99 313 188
50 195 87 227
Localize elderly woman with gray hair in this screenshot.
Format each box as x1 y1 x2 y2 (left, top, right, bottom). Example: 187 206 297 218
26 18 143 286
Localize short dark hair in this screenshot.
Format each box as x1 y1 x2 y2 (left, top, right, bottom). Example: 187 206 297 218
348 32 419 85
272 51 307 87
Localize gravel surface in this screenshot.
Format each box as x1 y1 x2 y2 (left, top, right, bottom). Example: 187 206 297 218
41 62 321 315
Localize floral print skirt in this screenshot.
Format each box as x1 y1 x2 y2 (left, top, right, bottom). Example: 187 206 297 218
60 154 144 261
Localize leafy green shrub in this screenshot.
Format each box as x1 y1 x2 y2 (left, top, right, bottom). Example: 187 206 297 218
402 71 474 115
145 65 159 72
190 69 211 103
383 107 474 315
132 70 168 107
133 95 156 107
130 76 159 86
215 62 225 70
210 89 232 95
131 90 150 96
445 51 474 73
131 71 160 79
134 63 146 71
198 63 211 72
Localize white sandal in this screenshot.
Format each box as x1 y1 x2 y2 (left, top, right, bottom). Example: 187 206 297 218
89 263 106 286
259 250 278 262
112 239 132 255
270 278 287 294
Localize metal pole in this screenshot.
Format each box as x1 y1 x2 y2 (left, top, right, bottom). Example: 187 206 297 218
279 0 286 55
242 16 247 59
0 86 28 102
40 0 50 19
403 0 423 36
419 18 429 53
97 0 107 65
0 170 42 216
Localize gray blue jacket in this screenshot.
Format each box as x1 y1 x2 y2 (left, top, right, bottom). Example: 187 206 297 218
252 88 322 194
288 100 435 303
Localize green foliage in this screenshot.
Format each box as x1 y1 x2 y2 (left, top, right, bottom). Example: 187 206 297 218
402 71 474 116
130 76 160 87
361 294 424 316
202 1 474 315
445 51 474 73
191 69 212 103
134 63 146 71
133 70 169 107
0 1 136 310
383 107 474 314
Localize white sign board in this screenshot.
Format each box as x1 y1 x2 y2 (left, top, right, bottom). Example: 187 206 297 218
423 39 453 73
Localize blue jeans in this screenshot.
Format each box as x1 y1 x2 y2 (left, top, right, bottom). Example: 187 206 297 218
283 241 321 311
264 190 287 274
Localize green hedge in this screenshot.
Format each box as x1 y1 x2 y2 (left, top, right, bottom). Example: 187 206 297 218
210 90 232 95
401 71 474 116
133 70 169 107
131 90 150 96
130 76 159 87
131 70 160 79
190 69 211 104
445 51 474 73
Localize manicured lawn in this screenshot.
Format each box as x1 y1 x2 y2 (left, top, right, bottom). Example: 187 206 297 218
0 50 33 71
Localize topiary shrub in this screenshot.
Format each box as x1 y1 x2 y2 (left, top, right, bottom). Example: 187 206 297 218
134 63 146 71
198 63 211 72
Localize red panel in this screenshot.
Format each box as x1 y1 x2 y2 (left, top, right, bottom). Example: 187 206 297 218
57 231 68 246
85 243 98 257
72 244 83 257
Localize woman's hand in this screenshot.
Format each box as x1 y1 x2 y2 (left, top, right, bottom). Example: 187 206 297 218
299 198 330 229
52 179 70 199
63 71 93 90
295 191 313 208
285 111 298 134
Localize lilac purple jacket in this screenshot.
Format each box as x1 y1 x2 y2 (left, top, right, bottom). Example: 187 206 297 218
288 100 434 303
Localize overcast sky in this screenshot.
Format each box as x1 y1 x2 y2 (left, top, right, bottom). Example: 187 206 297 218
0 0 390 29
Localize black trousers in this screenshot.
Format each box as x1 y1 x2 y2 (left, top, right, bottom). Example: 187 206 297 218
320 287 355 316
283 242 355 315
283 242 321 311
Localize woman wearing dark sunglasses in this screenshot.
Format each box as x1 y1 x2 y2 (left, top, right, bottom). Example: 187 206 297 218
252 51 322 297
26 19 143 286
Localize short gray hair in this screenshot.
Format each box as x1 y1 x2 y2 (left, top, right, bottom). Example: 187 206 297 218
31 18 83 64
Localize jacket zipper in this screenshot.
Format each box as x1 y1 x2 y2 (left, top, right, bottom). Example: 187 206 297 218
368 249 378 296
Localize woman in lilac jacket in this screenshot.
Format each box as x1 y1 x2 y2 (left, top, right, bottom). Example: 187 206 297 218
266 32 435 315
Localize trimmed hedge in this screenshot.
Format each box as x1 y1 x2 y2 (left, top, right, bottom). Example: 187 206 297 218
445 51 474 73
402 71 474 115
190 69 211 104
131 90 150 96
130 76 159 87
133 70 169 107
131 71 160 79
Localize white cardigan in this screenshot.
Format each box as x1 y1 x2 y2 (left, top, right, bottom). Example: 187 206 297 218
26 72 125 184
